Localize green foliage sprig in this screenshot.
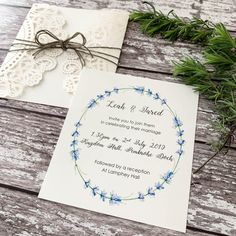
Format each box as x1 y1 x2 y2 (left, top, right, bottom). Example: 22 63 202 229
129 1 214 43
130 2 236 174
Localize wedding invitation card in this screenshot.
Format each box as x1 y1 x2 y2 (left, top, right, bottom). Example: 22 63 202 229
0 4 128 107
39 69 199 232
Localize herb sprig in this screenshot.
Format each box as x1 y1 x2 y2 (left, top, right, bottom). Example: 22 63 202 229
129 1 214 44
130 2 236 174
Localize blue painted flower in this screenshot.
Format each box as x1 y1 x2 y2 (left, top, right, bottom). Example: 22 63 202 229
146 89 152 96
161 99 167 105
70 87 185 203
113 87 119 93
176 149 184 156
147 187 155 196
173 117 183 127
88 99 97 109
75 121 82 128
177 139 185 145
138 192 145 200
155 182 164 190
177 129 184 137
91 186 99 196
105 90 112 96
100 191 107 201
72 130 79 138
70 149 79 161
97 94 105 100
109 193 122 204
153 93 160 100
70 139 78 147
84 180 91 188
134 86 145 94
162 171 174 184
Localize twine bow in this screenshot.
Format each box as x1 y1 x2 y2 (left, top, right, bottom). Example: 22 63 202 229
10 29 121 67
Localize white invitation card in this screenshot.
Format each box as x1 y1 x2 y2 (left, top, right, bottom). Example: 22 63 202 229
39 69 199 232
0 4 128 107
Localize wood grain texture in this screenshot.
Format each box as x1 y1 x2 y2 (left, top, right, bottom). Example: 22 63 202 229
0 85 235 149
0 63 235 149
0 4 235 78
0 5 202 75
0 0 235 235
0 50 216 116
0 105 235 234
0 5 235 76
0 187 216 236
0 104 235 192
0 0 235 30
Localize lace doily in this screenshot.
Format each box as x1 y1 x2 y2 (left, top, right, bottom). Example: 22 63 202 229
0 4 119 98
62 27 110 93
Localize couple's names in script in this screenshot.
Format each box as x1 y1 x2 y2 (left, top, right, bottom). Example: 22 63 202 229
79 98 174 181
107 100 164 116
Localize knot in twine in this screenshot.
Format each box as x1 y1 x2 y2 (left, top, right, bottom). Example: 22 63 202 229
11 29 120 67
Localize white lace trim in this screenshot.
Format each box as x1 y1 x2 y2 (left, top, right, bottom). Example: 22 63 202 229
0 4 120 97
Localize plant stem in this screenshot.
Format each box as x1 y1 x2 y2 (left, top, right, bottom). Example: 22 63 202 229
130 2 236 174
193 123 236 174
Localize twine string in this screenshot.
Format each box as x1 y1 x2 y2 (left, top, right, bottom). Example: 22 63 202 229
10 29 121 67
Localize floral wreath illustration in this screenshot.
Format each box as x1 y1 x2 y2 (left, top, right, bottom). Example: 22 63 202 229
70 86 185 204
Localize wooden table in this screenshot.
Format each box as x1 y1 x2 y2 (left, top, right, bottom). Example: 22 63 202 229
0 1 235 235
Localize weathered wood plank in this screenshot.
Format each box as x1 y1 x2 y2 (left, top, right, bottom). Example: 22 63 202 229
0 47 215 116
1 47 235 147
0 0 235 31
0 49 6 63
0 5 203 75
0 1 235 235
118 68 216 114
0 105 233 191
0 187 215 236
189 185 236 235
0 105 235 234
1 5 234 146
0 4 230 76
0 91 235 154
0 6 27 50
0 5 232 117
0 50 216 117
0 86 215 117
1 47 235 149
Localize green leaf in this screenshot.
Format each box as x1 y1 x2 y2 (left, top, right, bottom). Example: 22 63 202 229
131 2 236 172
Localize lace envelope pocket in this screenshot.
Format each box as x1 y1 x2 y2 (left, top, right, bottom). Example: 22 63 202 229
0 4 129 107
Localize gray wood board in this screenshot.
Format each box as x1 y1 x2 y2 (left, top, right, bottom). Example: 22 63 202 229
0 0 235 235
